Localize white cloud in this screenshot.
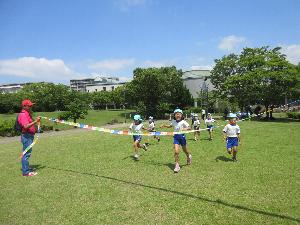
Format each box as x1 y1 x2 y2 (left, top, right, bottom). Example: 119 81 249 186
143 59 177 68
218 35 247 51
280 44 300 64
0 57 79 82
114 0 147 11
88 58 135 71
190 65 213 70
143 60 167 68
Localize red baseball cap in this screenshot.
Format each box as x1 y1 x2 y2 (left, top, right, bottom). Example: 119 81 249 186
22 99 34 107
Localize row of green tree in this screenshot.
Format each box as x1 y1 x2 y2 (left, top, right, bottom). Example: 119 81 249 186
0 46 299 119
0 66 193 119
210 46 300 118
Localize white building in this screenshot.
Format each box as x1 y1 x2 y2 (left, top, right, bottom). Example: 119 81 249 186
86 82 126 92
182 70 214 107
70 76 126 92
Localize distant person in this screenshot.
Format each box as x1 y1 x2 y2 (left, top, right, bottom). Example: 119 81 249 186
18 99 41 177
201 109 206 120
161 109 192 173
147 116 160 143
223 113 241 162
205 113 215 141
192 114 201 141
129 115 148 160
224 108 229 120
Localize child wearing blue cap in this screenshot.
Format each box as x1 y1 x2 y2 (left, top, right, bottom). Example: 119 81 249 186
161 109 192 173
129 115 148 160
223 113 241 162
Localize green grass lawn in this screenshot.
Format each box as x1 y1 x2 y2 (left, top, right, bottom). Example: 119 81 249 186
0 110 133 132
0 116 299 224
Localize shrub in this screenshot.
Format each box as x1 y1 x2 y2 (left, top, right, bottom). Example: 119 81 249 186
286 112 300 120
0 119 20 137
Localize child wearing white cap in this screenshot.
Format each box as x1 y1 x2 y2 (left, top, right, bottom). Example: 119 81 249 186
205 113 215 140
161 109 192 173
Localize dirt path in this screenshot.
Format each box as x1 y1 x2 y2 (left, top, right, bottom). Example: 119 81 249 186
0 123 131 145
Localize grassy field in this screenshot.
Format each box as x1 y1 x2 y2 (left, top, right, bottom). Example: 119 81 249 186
0 110 133 131
0 115 299 224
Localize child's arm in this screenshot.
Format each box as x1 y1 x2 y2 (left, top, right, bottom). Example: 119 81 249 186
237 133 241 144
222 125 227 141
223 131 227 141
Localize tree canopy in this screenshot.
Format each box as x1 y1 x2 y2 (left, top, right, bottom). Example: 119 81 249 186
210 46 300 115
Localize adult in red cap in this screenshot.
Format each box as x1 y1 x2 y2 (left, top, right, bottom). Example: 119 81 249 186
18 99 41 176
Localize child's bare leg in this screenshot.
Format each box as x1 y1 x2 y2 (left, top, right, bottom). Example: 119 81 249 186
227 148 232 154
134 141 139 153
182 145 190 157
182 145 192 165
174 144 180 164
232 146 238 161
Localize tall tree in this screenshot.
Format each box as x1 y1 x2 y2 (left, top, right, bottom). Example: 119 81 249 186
210 46 300 118
126 66 193 118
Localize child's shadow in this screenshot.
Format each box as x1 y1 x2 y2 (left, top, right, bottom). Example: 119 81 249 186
30 164 47 171
145 161 187 171
215 156 232 162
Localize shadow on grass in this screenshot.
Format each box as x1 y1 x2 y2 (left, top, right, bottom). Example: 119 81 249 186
251 117 299 123
215 156 232 162
45 166 300 223
21 164 47 172
139 160 191 171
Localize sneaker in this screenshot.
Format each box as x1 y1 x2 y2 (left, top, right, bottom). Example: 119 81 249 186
157 138 160 142
174 163 181 173
187 154 192 165
134 154 139 160
142 144 148 151
23 171 37 177
232 156 237 162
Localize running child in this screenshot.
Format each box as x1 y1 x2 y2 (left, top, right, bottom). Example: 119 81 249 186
192 114 201 141
205 113 215 140
147 116 160 142
161 109 192 173
223 113 241 162
129 115 148 160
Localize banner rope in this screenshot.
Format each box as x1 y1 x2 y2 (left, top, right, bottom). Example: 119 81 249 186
41 116 222 136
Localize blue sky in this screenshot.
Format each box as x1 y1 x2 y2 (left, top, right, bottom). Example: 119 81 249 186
0 0 300 84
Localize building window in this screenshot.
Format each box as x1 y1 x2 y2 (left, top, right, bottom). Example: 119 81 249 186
111 86 114 91
103 87 106 91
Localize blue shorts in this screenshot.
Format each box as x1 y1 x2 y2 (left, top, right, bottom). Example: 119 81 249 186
226 137 239 149
207 125 213 131
133 135 142 142
173 134 187 146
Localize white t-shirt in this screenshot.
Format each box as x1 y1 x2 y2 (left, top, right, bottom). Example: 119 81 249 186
171 120 190 132
149 121 155 130
129 123 144 134
205 118 215 126
223 124 241 137
193 119 200 126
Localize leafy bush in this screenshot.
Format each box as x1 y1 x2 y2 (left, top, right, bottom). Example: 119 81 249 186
286 112 300 120
0 119 20 137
